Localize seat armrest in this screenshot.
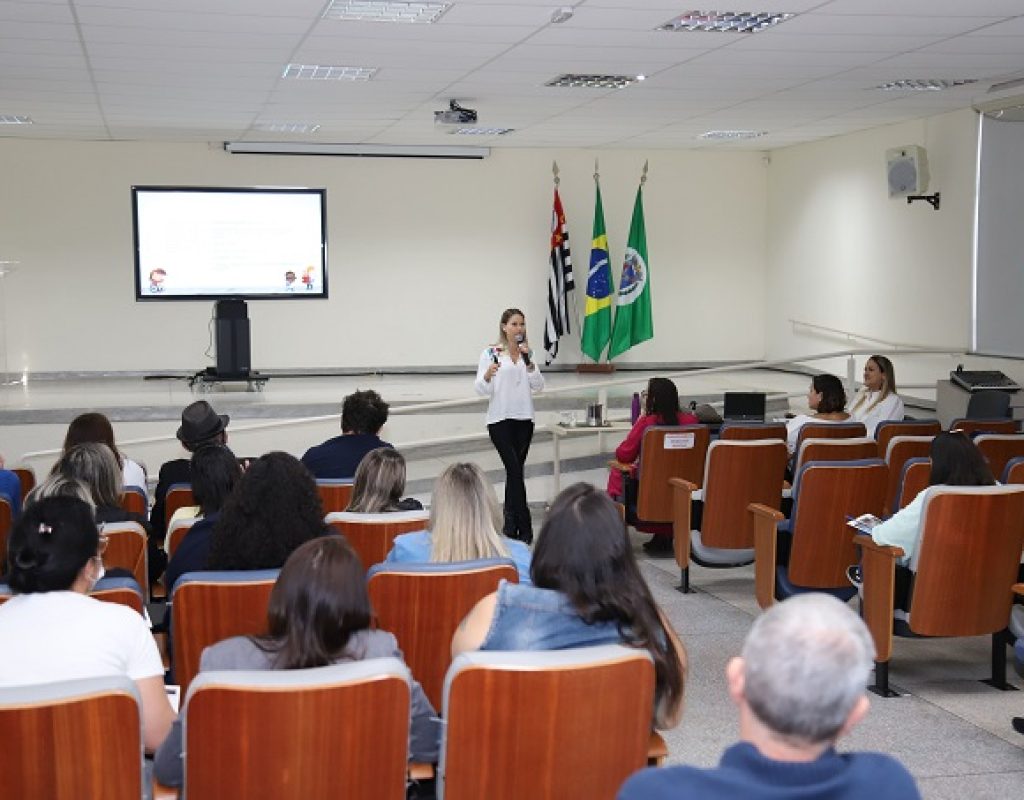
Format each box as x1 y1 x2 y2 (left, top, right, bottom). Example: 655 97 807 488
409 763 435 781
750 504 785 610
668 477 697 492
854 534 904 663
670 479 697 569
1012 583 1024 598
647 732 668 767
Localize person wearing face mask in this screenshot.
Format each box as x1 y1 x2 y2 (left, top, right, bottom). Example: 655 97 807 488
474 307 544 544
849 355 905 438
0 496 175 753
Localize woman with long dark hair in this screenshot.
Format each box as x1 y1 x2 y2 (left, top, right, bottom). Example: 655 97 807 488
474 307 544 544
154 536 440 787
63 411 148 492
452 483 686 730
607 377 698 500
206 451 325 571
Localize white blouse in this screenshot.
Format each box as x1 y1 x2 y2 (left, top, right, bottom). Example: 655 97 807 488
474 346 544 425
850 391 905 439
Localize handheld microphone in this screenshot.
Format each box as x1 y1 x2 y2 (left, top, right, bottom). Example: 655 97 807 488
516 334 531 366
491 347 500 365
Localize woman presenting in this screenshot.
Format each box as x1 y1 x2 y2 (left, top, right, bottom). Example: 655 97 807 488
474 307 544 544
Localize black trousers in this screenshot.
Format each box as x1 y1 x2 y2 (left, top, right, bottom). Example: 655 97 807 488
488 418 534 541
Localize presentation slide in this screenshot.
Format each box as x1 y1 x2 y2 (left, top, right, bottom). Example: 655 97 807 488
133 187 327 300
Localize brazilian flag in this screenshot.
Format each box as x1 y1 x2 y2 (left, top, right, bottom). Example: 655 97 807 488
580 183 613 362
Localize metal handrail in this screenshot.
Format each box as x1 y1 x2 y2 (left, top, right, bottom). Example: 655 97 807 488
19 345 964 465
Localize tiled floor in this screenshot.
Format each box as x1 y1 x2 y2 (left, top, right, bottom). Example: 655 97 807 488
3 368 1020 798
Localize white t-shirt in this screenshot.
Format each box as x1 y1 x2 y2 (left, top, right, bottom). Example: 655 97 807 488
0 591 163 686
785 414 851 455
474 346 545 425
122 457 148 493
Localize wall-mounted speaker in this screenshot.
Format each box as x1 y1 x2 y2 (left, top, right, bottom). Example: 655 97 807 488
886 145 929 197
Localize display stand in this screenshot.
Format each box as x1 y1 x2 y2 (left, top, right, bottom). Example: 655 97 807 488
189 299 267 392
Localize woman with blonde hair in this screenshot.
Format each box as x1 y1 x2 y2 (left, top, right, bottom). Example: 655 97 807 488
345 447 423 513
849 355 904 436
385 462 531 583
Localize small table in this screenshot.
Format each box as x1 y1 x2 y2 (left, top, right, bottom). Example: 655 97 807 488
548 421 632 495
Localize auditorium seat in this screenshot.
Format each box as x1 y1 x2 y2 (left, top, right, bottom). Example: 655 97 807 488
325 510 429 570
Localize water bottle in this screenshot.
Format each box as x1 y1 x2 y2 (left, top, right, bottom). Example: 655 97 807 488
631 392 641 424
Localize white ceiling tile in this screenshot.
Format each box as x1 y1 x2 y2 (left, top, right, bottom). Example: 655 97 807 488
780 14 1008 37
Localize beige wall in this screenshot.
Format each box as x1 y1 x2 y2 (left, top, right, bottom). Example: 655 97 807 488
0 140 767 373
764 109 980 385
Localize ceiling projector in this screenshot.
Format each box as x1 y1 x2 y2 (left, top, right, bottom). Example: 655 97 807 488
435 100 478 127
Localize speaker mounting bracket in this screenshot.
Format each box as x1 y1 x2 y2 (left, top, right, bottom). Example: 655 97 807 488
906 192 940 211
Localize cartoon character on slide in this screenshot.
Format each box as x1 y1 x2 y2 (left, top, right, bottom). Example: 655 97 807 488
284 270 297 291
149 269 167 293
302 266 315 290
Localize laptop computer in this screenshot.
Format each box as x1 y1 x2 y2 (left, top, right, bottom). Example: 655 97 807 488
722 392 767 422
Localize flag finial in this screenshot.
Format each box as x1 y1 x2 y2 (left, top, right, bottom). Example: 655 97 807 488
594 159 600 182
640 160 649 185
552 160 560 185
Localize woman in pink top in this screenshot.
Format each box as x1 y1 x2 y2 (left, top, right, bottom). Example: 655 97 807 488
607 377 699 499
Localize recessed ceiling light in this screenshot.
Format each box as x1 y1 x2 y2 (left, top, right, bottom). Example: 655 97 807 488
0 115 33 125
252 121 322 134
282 63 378 81
876 79 978 91
322 1 451 23
453 127 514 136
658 10 795 33
699 130 767 140
545 74 641 89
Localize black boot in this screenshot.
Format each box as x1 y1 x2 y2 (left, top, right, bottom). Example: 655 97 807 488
518 507 534 546
503 506 518 540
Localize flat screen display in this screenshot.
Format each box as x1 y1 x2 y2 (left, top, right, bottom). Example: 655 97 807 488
132 186 327 300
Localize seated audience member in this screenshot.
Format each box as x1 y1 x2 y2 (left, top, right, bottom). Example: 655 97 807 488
608 377 699 500
345 447 423 513
0 452 23 518
163 444 243 592
0 497 175 752
53 442 166 584
608 377 699 556
386 462 531 584
785 374 851 455
153 535 440 787
452 483 686 730
848 431 995 609
150 400 230 542
62 411 147 494
24 474 95 510
206 452 325 571
850 355 905 436
301 389 391 479
617 594 920 800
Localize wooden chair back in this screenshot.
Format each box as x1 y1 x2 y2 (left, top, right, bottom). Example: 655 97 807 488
974 434 1024 483
163 483 195 528
0 578 144 615
874 419 941 455
440 646 654 800
717 422 786 441
317 479 355 514
897 458 931 510
788 459 887 589
120 486 148 516
99 522 148 597
1002 456 1024 485
11 466 35 502
367 559 518 710
949 418 1020 435
794 437 877 474
0 676 143 800
698 440 788 550
325 510 430 570
882 435 934 515
794 421 867 452
166 516 199 559
183 660 411 800
908 486 1024 637
171 570 278 693
0 496 12 572
636 426 710 522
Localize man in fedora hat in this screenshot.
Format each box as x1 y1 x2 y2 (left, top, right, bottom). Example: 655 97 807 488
150 401 230 540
